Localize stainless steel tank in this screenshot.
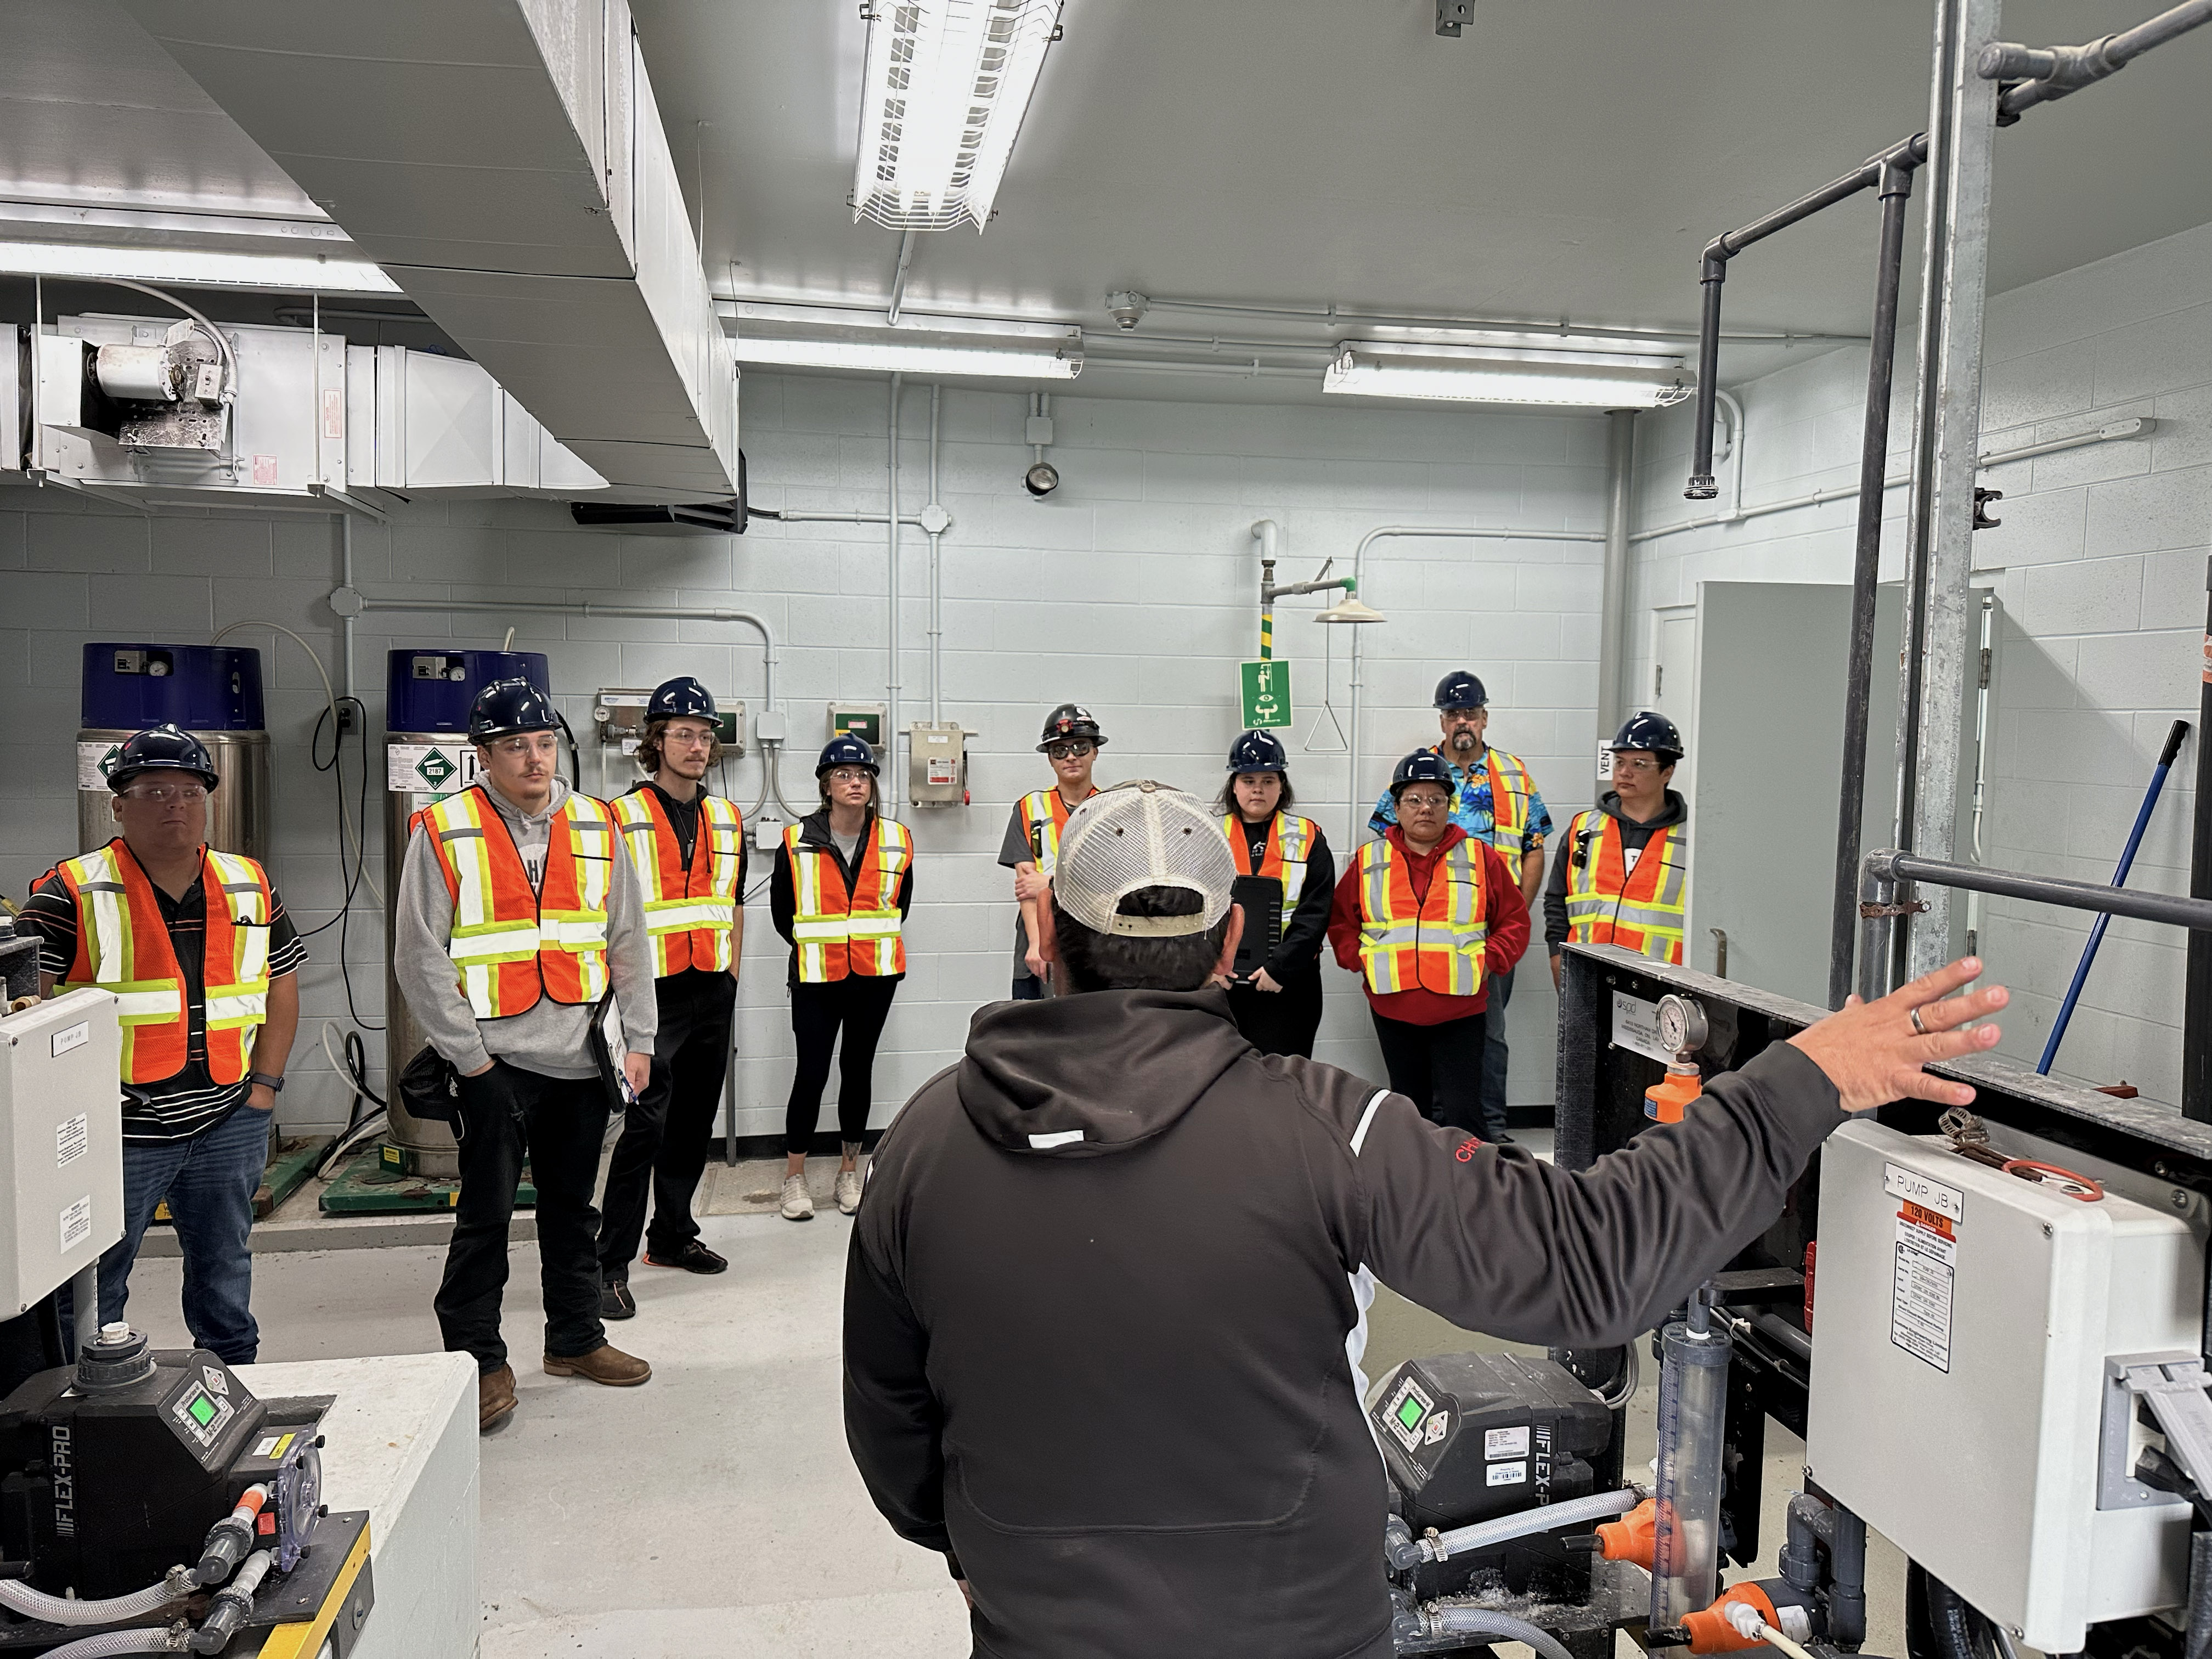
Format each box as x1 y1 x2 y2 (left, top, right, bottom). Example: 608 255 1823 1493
381 648 551 1178
76 727 270 857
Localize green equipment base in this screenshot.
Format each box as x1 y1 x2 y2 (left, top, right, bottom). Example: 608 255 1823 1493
318 1145 537 1214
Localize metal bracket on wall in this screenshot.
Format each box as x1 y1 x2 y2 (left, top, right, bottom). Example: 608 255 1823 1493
1436 0 1472 35
1859 900 1930 918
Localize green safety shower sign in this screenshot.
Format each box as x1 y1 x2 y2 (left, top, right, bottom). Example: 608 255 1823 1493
1240 659 1293 730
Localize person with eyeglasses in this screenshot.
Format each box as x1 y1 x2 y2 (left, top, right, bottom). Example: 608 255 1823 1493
395 677 660 1430
1210 730 1335 1057
18 725 303 1367
1547 710 1690 986
595 676 747 1321
1368 672 1551 1143
1329 751 1529 1137
769 737 916 1220
998 703 1107 999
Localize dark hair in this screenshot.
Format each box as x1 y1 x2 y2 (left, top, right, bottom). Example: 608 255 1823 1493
1210 772 1296 818
1051 887 1231 994
637 715 723 777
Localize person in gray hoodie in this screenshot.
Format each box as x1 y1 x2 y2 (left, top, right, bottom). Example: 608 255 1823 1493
843 779 2010 1659
396 678 659 1430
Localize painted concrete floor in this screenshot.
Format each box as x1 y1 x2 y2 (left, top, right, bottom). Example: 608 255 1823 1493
117 1137 1909 1659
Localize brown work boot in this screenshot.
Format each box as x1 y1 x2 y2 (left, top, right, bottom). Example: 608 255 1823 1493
543 1344 652 1387
478 1364 517 1430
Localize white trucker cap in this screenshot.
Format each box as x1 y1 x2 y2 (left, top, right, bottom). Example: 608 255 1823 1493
1053 780 1238 938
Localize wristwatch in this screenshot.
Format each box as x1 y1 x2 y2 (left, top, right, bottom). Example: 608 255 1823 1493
248 1071 286 1093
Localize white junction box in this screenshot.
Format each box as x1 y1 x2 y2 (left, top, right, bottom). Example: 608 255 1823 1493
1 990 124 1315
1807 1119 2202 1652
909 721 970 806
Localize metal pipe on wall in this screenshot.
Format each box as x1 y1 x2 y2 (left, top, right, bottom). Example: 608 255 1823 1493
887 373 902 812
1894 0 2003 985
928 383 944 725
2187 556 2212 1121
1598 411 1638 748
1344 521 1609 850
1828 156 1921 1011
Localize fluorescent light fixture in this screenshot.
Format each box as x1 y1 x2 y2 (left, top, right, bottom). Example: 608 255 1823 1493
1324 342 1692 408
0 239 399 294
852 0 1063 232
730 335 1080 379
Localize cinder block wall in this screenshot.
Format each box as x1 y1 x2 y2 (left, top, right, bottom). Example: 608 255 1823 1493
0 379 1611 1136
1627 219 2212 1105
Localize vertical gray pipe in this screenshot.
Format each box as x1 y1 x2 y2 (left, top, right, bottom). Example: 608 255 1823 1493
1829 162 1918 1011
1599 411 1638 755
2186 554 2212 1121
886 373 901 812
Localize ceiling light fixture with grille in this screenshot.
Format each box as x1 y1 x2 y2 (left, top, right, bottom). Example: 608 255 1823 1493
1323 342 1695 408
852 0 1064 233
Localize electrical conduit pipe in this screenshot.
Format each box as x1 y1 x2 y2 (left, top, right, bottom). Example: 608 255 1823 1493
887 371 902 812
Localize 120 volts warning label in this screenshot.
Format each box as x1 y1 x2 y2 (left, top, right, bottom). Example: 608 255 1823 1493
1891 1205 1957 1373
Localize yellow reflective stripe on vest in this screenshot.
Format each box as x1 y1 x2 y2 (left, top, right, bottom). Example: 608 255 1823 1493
1022 791 1063 874
1278 815 1312 937
786 822 829 982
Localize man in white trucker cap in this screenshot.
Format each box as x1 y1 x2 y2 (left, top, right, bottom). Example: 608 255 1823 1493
841 780 2010 1659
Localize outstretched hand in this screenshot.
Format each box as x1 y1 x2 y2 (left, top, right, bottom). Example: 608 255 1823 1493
1787 956 2007 1114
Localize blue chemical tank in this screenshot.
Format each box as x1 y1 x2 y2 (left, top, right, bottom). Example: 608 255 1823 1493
78 644 268 856
386 648 550 736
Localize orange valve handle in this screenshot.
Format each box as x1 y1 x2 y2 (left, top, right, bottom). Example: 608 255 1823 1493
1594 1498 1658 1569
1645 1065 1702 1125
1682 1583 1781 1655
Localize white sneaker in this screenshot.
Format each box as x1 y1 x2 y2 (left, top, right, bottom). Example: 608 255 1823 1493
779 1173 815 1221
835 1167 863 1215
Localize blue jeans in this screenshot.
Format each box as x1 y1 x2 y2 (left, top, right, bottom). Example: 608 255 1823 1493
1479 964 1515 1141
100 1104 269 1364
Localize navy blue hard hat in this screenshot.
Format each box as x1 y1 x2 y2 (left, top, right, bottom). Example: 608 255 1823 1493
647 676 717 723
1037 702 1107 752
816 735 879 776
1390 750 1454 795
1434 670 1488 711
108 724 219 792
1612 710 1684 764
467 677 560 742
1227 730 1289 774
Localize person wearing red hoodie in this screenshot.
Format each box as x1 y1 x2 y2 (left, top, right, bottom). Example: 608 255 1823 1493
1330 749 1528 1139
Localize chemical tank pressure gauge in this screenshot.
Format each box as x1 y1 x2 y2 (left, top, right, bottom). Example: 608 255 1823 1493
1655 993 1707 1058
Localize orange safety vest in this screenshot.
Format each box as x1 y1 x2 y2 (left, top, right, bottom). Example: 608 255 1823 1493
786 815 914 983
422 786 617 1019
1223 811 1318 937
1476 746 1542 885
611 788 744 977
1019 786 1096 876
55 840 273 1085
1564 808 1688 964
1353 834 1489 997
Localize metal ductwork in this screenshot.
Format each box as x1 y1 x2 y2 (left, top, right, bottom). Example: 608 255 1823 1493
120 0 739 501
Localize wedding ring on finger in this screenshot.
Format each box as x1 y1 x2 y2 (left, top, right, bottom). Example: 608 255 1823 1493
1909 1006 1929 1037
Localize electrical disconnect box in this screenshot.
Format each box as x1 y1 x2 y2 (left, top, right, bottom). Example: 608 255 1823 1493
1 990 124 1316
909 721 970 807
829 702 887 755
1806 1119 2204 1652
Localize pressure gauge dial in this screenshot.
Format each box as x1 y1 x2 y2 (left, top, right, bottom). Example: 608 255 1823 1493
1655 993 1708 1058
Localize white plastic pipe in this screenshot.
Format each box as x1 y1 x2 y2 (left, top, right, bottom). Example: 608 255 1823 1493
1344 522 1608 850
1714 388 1746 523
1421 1485 1640 1562
0 1571 186 1626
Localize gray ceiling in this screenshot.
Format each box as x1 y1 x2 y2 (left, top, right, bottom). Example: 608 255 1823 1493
3 0 2209 400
